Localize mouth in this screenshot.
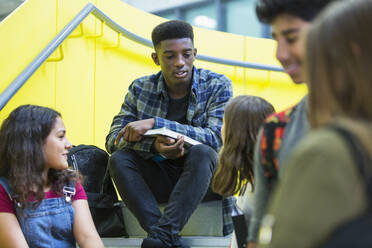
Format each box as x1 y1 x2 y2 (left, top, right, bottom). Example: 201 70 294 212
284 63 301 77
174 70 188 78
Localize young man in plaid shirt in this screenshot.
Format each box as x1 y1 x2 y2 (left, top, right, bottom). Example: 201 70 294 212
106 20 233 248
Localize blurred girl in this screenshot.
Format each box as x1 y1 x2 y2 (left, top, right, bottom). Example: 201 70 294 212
259 0 372 247
0 105 103 248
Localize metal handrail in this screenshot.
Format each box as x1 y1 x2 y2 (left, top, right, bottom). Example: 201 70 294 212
0 2 283 111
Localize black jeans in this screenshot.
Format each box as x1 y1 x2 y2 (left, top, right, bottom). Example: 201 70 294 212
109 144 219 245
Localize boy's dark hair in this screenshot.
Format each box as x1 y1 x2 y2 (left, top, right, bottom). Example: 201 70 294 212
151 20 194 48
256 0 336 24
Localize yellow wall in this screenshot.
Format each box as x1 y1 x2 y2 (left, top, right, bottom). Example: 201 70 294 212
0 0 307 150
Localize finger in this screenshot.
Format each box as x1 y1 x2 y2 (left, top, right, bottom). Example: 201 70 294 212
179 147 185 157
174 136 184 148
167 137 176 145
131 131 142 142
157 135 175 145
115 127 126 144
124 127 130 141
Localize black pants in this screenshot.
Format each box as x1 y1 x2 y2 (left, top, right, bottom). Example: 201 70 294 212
109 144 219 245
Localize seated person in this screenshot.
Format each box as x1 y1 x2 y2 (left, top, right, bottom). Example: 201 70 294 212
0 105 103 248
105 20 233 248
212 95 274 248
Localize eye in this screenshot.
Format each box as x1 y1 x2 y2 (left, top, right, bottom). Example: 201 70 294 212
184 53 191 58
286 36 298 44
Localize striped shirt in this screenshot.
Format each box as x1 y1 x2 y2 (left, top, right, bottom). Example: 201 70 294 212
105 67 233 158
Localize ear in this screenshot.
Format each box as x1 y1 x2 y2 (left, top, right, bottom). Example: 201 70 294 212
152 52 160 66
193 48 197 57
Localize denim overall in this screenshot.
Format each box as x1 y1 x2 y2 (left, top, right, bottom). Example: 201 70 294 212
0 177 76 248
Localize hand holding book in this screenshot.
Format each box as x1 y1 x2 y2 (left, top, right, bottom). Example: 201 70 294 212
143 127 201 147
152 135 185 160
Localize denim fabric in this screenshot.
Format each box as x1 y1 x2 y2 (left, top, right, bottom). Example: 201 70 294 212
0 177 76 248
109 144 219 247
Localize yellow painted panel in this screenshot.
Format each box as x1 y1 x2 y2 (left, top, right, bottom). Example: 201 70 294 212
0 63 56 123
95 29 157 149
0 0 301 150
0 0 57 122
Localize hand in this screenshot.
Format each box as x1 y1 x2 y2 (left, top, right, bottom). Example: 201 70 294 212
153 135 185 159
115 119 155 144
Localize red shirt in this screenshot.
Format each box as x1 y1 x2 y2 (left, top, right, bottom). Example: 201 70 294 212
0 181 87 214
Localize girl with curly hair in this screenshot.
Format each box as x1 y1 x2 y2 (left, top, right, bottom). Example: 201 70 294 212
0 105 103 248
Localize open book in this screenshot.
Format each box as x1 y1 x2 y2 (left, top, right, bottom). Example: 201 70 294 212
144 127 201 146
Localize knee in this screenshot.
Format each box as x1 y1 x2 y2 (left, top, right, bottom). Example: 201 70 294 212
108 149 134 173
187 144 218 170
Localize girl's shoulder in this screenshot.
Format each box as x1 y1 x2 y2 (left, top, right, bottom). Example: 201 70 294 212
46 180 87 201
0 184 15 214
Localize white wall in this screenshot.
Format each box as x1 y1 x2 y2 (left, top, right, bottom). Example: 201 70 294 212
121 0 205 12
0 0 24 16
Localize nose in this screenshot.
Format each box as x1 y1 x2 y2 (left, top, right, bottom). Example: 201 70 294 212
65 138 72 150
174 54 185 67
275 39 289 65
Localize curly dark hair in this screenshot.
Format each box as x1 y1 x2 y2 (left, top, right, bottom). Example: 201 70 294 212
151 20 194 48
0 105 77 208
212 96 274 197
256 0 336 24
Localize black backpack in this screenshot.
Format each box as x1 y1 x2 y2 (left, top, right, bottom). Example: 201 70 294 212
68 145 128 237
322 126 372 247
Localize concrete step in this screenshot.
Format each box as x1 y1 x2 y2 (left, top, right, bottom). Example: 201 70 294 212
102 236 231 248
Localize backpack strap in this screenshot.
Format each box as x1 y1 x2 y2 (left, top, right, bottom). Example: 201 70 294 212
330 125 372 206
260 105 297 189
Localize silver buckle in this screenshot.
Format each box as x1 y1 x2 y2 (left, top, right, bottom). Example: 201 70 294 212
63 186 76 202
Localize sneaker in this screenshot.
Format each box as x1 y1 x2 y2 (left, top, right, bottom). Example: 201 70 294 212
141 236 168 248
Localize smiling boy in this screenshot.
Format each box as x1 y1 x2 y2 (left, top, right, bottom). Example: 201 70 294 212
248 1 336 247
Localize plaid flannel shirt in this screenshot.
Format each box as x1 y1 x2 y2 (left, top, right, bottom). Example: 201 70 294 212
106 67 233 235
106 67 232 156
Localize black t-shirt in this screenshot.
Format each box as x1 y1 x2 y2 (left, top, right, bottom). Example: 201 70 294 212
166 94 189 124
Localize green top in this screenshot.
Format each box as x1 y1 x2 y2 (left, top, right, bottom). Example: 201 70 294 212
258 126 368 248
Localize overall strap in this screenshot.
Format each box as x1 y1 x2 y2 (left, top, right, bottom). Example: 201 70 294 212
330 125 372 206
0 177 13 200
63 179 76 202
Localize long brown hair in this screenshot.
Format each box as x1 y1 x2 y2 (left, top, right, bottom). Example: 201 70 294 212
306 0 372 128
0 105 77 208
212 95 274 197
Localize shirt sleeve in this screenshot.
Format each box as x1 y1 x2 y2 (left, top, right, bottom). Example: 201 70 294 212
248 129 271 242
105 80 156 155
73 181 87 201
0 185 15 214
153 76 233 151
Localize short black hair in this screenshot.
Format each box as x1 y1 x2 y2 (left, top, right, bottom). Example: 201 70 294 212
151 20 194 48
256 0 336 24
